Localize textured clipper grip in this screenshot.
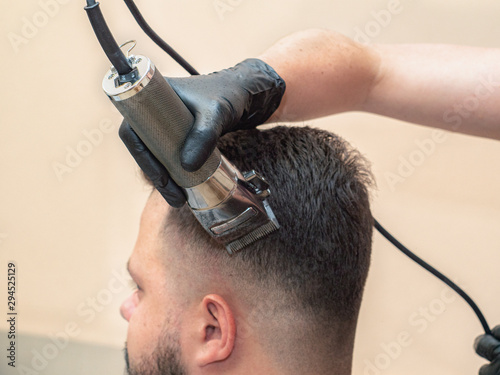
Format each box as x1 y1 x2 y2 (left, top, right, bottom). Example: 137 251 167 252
112 66 221 188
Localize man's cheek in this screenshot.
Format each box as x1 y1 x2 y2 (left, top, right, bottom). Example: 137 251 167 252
127 305 161 353
126 317 150 365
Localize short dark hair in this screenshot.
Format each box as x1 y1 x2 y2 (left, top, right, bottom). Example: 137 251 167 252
167 126 374 327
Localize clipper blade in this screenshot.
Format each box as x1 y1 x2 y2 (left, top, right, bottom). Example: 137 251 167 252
226 217 279 255
185 156 280 255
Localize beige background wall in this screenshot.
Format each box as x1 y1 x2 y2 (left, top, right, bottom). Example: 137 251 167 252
1 0 499 374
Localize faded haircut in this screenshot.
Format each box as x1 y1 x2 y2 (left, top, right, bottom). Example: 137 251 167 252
166 126 374 330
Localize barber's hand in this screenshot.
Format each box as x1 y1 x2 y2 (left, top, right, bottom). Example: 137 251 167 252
119 58 285 207
119 122 186 207
475 325 500 375
166 58 285 172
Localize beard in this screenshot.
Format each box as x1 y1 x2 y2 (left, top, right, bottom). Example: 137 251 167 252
124 332 187 375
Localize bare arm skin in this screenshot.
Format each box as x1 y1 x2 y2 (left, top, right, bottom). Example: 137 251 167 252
259 29 381 123
259 29 500 140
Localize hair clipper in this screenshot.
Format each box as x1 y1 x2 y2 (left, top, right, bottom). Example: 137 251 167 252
102 53 279 254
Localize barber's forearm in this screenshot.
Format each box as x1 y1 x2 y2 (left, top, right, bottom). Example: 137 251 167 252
258 29 380 122
259 29 500 140
363 44 500 140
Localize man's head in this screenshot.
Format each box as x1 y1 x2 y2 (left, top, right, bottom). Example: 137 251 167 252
121 126 374 375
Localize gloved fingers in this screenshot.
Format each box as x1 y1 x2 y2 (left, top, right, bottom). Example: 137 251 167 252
475 333 500 361
180 102 232 172
165 77 197 111
119 122 186 208
166 77 221 172
479 358 500 375
492 325 500 340
164 60 285 171
153 174 186 209
180 121 219 172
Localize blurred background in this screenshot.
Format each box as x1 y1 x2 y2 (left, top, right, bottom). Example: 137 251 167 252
0 0 499 374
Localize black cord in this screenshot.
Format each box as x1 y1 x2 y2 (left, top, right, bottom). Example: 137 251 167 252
123 0 200 76
374 219 492 335
119 0 493 338
84 1 133 75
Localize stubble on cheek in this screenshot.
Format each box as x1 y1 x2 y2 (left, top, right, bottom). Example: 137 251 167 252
123 329 187 375
125 303 185 372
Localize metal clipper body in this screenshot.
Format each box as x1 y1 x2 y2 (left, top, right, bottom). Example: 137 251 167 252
103 54 279 254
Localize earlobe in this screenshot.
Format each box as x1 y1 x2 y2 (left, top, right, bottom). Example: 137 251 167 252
195 294 236 367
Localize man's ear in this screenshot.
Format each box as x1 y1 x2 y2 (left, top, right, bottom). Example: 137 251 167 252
194 294 236 367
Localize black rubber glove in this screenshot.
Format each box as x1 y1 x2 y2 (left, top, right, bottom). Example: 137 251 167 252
475 325 500 375
167 58 285 172
119 123 186 208
119 58 285 207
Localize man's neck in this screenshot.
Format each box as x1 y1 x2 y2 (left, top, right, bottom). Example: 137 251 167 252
220 339 353 375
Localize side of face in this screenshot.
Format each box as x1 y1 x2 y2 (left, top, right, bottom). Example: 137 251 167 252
120 191 239 375
121 191 186 371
